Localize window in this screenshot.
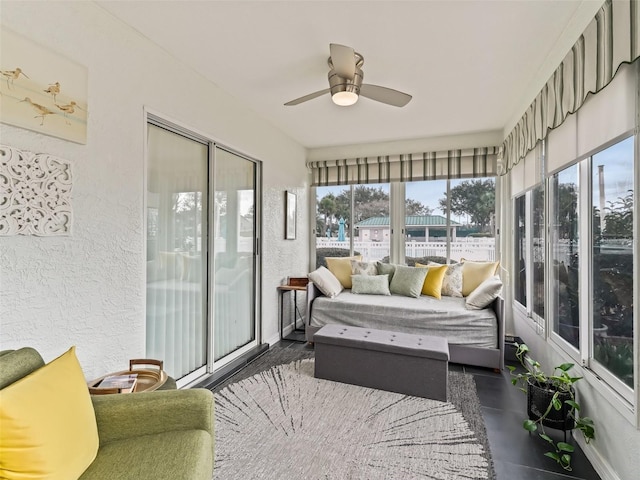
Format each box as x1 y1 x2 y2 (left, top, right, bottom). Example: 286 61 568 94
514 194 527 307
353 184 390 262
550 164 580 350
447 178 496 262
316 179 498 268
405 180 448 264
315 184 391 265
531 185 545 319
591 137 634 389
404 178 496 265
513 184 545 326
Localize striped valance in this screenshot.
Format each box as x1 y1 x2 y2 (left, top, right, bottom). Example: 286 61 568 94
501 0 640 175
308 147 499 187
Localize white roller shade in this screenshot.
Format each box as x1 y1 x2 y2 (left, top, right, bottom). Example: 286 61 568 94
511 144 541 196
547 113 578 174
577 62 636 156
510 159 525 197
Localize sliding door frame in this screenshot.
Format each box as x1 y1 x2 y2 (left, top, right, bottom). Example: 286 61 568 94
144 108 262 386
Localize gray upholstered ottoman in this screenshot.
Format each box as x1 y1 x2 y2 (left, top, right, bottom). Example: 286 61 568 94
314 325 449 401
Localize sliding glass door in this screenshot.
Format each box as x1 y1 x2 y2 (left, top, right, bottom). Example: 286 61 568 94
146 123 209 380
213 148 258 361
146 119 261 381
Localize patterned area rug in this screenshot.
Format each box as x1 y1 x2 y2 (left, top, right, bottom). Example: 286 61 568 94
213 351 494 479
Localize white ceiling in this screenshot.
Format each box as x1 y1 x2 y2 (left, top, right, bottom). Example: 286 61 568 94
97 0 603 151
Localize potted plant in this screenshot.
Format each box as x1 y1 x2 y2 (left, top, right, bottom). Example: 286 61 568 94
507 343 596 471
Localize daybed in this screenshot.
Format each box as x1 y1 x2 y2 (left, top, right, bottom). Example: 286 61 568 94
305 282 505 371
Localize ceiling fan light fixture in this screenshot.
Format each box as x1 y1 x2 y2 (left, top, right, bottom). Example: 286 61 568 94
332 91 359 106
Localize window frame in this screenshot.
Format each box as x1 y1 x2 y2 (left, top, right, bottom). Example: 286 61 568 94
546 133 637 408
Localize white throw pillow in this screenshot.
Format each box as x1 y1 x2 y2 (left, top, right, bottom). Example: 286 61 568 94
308 266 343 298
465 275 503 309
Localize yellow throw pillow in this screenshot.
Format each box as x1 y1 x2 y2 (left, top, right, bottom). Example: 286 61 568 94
461 260 500 296
0 346 99 480
415 263 448 299
325 255 363 288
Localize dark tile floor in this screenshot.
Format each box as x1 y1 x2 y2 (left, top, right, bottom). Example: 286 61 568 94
279 336 602 480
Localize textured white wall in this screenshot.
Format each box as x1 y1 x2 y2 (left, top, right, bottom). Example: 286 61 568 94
0 1 308 378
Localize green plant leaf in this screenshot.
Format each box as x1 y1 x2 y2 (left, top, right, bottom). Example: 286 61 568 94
565 400 580 410
539 434 554 444
523 420 537 432
552 395 562 410
569 376 583 383
557 362 574 371
544 452 560 461
579 417 595 426
561 454 572 470
557 442 575 452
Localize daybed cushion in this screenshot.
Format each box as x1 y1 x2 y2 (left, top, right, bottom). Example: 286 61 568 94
389 265 428 298
415 263 448 299
309 291 498 349
0 347 99 480
326 255 362 288
466 275 503 309
308 266 343 298
351 274 391 295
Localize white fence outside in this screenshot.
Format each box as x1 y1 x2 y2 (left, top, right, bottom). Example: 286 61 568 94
316 238 496 262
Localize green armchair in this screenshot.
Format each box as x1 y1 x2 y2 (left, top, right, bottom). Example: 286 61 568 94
0 347 214 480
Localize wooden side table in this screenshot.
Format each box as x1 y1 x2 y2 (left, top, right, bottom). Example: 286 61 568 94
278 277 308 342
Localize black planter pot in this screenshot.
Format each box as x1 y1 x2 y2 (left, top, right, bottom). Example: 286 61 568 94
527 378 576 431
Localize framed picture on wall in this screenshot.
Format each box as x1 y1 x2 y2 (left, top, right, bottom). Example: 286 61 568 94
0 28 88 144
285 191 296 240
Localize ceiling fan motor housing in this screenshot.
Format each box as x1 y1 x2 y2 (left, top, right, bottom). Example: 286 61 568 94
328 65 363 97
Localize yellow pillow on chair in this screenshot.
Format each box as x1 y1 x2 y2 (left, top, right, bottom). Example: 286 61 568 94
0 346 99 480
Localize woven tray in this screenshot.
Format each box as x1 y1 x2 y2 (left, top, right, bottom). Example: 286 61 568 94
88 358 168 395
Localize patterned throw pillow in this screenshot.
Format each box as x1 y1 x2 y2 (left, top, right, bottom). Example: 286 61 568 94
389 265 428 298
350 260 377 276
351 274 391 295
428 262 463 297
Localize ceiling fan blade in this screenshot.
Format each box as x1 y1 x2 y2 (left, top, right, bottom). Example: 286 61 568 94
359 84 412 107
330 43 356 79
284 88 331 106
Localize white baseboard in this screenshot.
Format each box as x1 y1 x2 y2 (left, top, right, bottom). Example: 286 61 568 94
265 324 296 346
575 435 621 480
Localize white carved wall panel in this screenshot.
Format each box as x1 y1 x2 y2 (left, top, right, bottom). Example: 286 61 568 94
0 145 73 236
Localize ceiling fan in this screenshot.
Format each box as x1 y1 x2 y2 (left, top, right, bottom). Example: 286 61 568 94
284 43 412 108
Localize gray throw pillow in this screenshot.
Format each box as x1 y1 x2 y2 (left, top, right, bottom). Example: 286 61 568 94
376 262 397 283
351 274 391 295
389 265 428 298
